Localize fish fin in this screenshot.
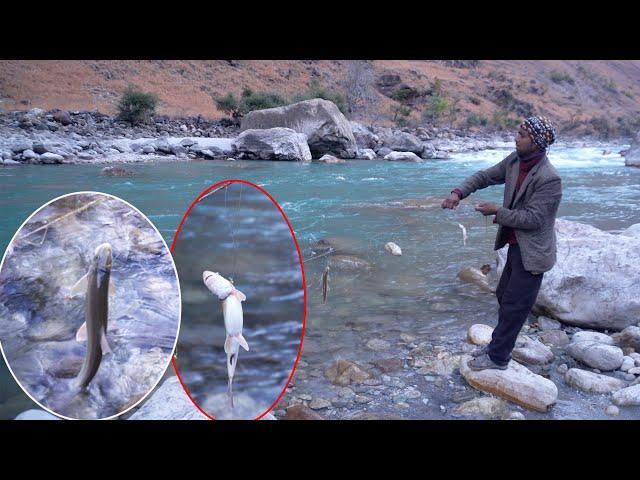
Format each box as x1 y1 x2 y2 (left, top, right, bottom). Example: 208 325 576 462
109 279 116 297
236 333 249 351
70 272 89 297
224 335 233 354
75 322 87 342
100 332 112 355
233 289 246 302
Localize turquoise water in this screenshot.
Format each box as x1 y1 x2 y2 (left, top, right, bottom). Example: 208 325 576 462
1 145 639 419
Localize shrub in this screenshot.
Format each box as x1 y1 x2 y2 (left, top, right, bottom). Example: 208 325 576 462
239 91 287 114
391 103 412 126
293 79 347 114
422 95 449 123
390 87 415 103
117 85 158 124
466 114 488 127
469 96 481 105
550 71 575 85
215 92 240 118
492 109 520 130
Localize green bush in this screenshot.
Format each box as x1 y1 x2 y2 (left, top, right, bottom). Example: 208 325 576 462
466 114 488 127
117 85 158 124
422 96 449 123
492 109 520 130
293 79 347 114
239 91 287 114
391 103 412 126
550 71 575 85
215 92 240 118
390 87 414 103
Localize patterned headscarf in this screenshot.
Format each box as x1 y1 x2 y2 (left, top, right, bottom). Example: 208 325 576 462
521 116 557 151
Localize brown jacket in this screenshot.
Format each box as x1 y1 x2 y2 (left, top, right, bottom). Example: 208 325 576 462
455 151 562 273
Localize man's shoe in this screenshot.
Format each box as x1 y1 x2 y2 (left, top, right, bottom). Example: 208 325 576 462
467 353 508 371
471 346 489 358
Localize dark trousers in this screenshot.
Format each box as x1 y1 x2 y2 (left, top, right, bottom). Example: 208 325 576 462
487 243 543 365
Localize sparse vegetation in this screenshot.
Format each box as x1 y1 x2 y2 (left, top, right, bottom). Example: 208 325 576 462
421 95 449 123
466 114 488 127
293 79 346 114
214 89 287 120
117 85 158 124
391 103 412 126
469 96 481 105
492 109 520 130
550 71 575 85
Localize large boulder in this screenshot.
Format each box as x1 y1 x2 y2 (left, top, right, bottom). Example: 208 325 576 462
381 131 424 155
459 355 558 412
350 122 380 150
232 128 312 161
624 133 640 167
496 219 640 330
612 384 640 406
240 99 357 158
384 151 422 162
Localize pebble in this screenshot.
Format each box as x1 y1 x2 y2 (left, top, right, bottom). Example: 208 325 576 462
605 405 620 417
309 398 331 410
366 338 391 351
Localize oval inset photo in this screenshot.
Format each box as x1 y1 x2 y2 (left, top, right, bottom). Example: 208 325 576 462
0 192 181 420
172 180 306 420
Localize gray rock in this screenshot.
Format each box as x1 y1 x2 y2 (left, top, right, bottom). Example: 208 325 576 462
564 368 626 393
232 128 312 161
366 338 391 351
350 122 380 150
11 139 32 153
53 110 72 125
572 331 615 345
452 396 510 419
497 219 640 331
129 376 207 420
376 146 393 157
382 131 424 154
15 409 60 420
624 133 640 167
142 145 155 154
22 149 39 160
537 316 561 331
612 384 640 406
241 99 356 158
39 152 64 164
356 148 377 160
538 329 570 347
419 142 437 159
315 154 345 164
566 341 624 371
621 356 635 372
512 337 554 365
605 405 619 416
617 326 640 351
32 142 48 154
384 151 422 162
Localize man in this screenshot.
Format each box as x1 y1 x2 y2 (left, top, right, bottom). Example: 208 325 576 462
442 115 562 371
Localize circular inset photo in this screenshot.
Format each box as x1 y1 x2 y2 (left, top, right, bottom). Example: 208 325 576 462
172 180 305 420
0 192 181 420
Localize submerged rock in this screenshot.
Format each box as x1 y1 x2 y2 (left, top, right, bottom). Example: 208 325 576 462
284 404 324 420
566 341 624 371
452 396 510 419
497 219 640 331
384 242 402 256
101 166 135 177
232 128 312 161
315 154 345 164
564 368 626 393
240 99 356 158
459 355 558 412
457 267 493 293
327 254 372 272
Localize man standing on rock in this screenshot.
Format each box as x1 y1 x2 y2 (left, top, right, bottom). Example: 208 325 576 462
441 116 562 371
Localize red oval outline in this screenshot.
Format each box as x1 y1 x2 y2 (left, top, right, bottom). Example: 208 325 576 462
170 179 306 420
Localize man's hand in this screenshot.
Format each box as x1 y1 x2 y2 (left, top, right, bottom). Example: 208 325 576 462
475 202 499 216
442 192 460 209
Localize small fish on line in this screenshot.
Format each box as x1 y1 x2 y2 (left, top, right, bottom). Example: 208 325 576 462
458 223 468 246
203 270 248 409
68 242 116 389
322 266 330 304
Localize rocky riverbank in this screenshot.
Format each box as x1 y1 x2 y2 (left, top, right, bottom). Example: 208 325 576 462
2 101 633 166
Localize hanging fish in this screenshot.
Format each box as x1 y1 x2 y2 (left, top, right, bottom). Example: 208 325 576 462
321 266 330 304
69 243 116 389
202 270 248 409
458 223 468 246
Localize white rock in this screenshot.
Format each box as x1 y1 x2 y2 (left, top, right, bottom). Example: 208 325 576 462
512 337 554 365
15 409 60 420
605 405 620 416
233 128 312 161
566 341 624 371
571 331 615 345
612 384 640 406
537 316 561 331
384 242 402 256
356 148 377 160
316 154 345 164
39 152 64 163
628 367 640 375
129 376 207 420
384 151 423 162
620 356 635 372
452 396 509 419
459 355 558 412
467 324 494 346
496 219 640 330
564 368 626 393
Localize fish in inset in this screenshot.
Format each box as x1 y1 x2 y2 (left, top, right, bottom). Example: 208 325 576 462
203 270 248 408
69 243 115 389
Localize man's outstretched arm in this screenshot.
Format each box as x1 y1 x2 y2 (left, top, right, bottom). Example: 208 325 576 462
442 154 512 209
494 177 562 230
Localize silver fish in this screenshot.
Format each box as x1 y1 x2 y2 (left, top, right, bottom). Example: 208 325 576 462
70 243 115 389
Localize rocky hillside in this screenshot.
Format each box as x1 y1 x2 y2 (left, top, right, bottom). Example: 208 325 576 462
1 60 640 136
